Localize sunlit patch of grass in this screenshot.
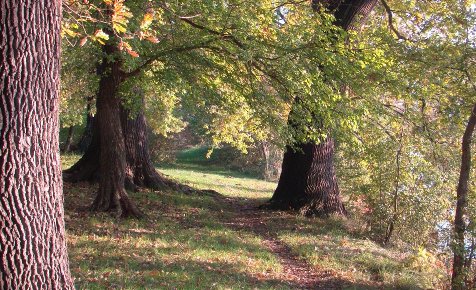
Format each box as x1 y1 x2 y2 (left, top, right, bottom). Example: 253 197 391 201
158 164 276 200
63 159 288 289
68 221 285 289
61 153 81 170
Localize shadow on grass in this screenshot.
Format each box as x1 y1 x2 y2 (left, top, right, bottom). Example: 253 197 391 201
71 229 383 290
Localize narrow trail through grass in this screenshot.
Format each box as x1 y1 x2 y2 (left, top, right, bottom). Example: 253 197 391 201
62 153 443 289
220 199 344 289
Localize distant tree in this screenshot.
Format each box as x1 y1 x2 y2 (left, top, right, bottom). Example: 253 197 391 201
0 0 73 288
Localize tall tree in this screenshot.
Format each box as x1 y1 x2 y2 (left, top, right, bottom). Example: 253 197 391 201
268 0 378 216
88 41 144 217
452 104 476 289
0 0 73 288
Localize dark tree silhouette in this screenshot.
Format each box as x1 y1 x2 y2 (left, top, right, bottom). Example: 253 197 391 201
452 103 476 290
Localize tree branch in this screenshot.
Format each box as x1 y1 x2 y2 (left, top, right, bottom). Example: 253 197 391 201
123 39 218 78
379 0 409 41
177 16 246 49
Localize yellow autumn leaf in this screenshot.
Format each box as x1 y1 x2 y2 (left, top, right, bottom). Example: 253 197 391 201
94 29 109 40
141 13 154 29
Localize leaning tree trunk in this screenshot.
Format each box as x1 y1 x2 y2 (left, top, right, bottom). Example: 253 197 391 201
89 44 142 218
452 102 476 290
0 0 74 288
269 0 377 216
121 98 172 191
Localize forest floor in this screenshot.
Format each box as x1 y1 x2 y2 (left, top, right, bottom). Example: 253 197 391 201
62 152 446 289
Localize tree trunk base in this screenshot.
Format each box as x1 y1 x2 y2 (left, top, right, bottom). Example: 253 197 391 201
125 165 173 192
90 187 143 218
63 121 100 182
266 139 347 217
298 199 347 217
261 198 347 217
63 157 99 183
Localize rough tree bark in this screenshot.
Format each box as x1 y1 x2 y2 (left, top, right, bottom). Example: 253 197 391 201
0 0 74 288
63 96 172 191
268 0 377 216
271 140 346 216
121 98 173 191
452 102 476 290
89 43 142 218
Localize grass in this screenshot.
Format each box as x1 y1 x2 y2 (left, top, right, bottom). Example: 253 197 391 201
62 150 447 289
64 182 286 289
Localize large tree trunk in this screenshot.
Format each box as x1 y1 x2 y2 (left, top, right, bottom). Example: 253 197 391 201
0 0 74 288
268 0 377 216
452 103 476 290
89 44 142 218
121 98 172 191
270 140 346 216
63 96 171 192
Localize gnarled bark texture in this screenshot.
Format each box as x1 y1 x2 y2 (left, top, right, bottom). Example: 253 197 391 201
0 0 74 288
121 99 172 191
452 103 476 290
268 0 377 216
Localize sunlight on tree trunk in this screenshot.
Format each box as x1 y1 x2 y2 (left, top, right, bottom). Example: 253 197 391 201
121 96 173 191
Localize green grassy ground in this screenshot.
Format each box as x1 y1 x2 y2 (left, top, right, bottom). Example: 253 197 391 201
62 152 447 289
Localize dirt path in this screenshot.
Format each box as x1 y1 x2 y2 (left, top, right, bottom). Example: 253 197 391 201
219 197 345 289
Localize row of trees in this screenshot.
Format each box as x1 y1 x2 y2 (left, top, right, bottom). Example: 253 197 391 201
1 0 475 288
60 0 374 218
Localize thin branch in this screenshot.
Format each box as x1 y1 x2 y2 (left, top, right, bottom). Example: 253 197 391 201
379 0 409 41
123 39 217 78
177 17 246 49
